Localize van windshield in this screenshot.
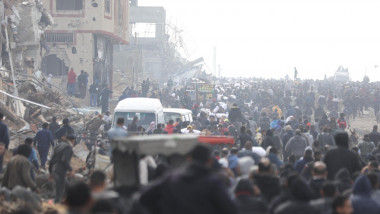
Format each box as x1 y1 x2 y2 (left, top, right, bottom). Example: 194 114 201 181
164 112 181 123
114 112 156 129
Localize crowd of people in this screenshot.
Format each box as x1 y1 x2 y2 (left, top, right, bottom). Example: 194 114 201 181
2 76 380 214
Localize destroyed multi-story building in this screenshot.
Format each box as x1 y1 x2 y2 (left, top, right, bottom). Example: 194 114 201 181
0 1 53 78
114 1 192 86
41 0 129 89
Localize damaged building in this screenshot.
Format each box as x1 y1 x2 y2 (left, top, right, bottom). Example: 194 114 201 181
114 1 191 86
41 0 129 90
0 0 53 78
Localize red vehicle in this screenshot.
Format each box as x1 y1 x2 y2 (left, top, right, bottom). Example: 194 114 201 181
198 136 235 146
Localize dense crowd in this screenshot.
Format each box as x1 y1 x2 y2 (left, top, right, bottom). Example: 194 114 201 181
2 77 380 214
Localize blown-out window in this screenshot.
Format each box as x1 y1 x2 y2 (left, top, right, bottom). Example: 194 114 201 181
56 0 83 10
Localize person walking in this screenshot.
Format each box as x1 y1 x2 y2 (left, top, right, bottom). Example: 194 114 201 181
55 118 75 142
285 129 308 160
0 113 9 173
34 123 54 169
89 82 99 107
369 125 380 146
358 134 375 160
67 68 76 97
324 132 361 180
49 135 75 203
83 72 89 98
49 116 60 143
77 70 86 99
101 85 113 113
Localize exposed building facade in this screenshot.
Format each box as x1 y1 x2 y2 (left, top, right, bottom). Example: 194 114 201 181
41 0 129 88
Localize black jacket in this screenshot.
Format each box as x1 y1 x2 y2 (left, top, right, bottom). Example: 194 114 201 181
274 201 319 214
254 174 281 203
228 108 243 123
239 133 251 149
55 125 74 140
0 121 9 149
140 163 237 214
235 194 268 214
324 146 361 180
49 141 73 174
49 121 60 140
369 130 380 146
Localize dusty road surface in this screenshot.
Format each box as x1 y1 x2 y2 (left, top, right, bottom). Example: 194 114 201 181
348 108 378 137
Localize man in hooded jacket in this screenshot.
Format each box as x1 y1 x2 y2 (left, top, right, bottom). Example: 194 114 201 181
351 175 380 214
140 144 237 214
324 132 361 180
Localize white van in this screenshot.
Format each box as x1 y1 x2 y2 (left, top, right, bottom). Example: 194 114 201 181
113 98 164 129
163 108 193 124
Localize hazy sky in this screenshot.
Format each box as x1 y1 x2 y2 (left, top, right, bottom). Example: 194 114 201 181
140 0 380 81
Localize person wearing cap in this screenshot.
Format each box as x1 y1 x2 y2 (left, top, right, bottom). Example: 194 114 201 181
285 129 308 160
49 135 76 203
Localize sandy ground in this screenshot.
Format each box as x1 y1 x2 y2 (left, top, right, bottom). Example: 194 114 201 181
347 108 378 137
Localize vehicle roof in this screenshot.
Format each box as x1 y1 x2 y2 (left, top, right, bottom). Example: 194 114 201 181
115 98 163 112
163 108 193 114
111 134 198 156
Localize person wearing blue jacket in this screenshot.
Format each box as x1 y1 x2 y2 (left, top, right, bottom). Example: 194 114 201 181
351 175 380 214
34 123 54 169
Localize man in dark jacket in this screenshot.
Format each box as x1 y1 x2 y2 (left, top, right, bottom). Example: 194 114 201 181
310 182 336 214
332 195 353 214
239 126 251 149
228 103 243 123
89 82 99 107
309 161 327 198
324 132 361 180
49 135 75 203
234 179 268 214
285 129 308 159
101 85 113 114
369 125 380 146
274 177 319 214
0 113 9 173
127 116 138 133
2 144 37 191
49 116 60 141
140 144 238 214
317 126 335 151
281 125 294 160
34 123 54 169
55 118 75 142
253 158 281 203
238 141 261 164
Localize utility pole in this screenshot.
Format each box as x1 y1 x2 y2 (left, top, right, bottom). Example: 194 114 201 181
213 46 216 77
4 18 21 116
218 64 221 78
